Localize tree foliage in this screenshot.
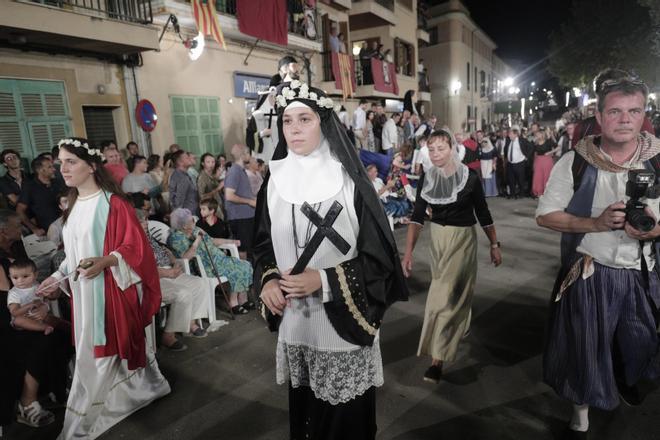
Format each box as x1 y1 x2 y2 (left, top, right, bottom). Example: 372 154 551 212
548 0 660 90
639 0 660 58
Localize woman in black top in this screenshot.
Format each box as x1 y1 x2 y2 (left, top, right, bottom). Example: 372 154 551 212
402 129 502 384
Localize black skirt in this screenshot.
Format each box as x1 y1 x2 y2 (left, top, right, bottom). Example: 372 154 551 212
289 384 377 440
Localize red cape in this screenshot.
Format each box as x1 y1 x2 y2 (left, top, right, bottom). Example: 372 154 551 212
92 195 162 370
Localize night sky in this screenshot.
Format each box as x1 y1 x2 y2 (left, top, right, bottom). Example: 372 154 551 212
428 0 573 77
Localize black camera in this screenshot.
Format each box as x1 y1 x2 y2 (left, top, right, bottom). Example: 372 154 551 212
624 169 660 232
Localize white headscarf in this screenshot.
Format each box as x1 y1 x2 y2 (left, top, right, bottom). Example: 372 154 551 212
420 128 469 205
269 102 344 205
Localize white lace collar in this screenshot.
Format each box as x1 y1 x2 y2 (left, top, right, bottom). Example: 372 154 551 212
269 136 343 205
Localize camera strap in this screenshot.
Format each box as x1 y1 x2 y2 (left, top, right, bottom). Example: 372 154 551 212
640 240 650 291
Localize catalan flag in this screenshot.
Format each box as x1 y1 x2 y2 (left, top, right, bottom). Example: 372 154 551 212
331 52 356 100
191 0 226 50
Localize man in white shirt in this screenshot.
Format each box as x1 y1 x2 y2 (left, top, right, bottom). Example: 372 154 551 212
536 75 660 438
352 99 369 149
381 113 400 158
412 134 432 174
503 126 530 198
328 28 341 53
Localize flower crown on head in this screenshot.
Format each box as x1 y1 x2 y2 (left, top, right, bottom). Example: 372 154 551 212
57 138 105 160
276 80 334 110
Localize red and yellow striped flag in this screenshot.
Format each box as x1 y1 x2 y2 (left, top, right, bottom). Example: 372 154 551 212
331 52 356 100
191 0 227 50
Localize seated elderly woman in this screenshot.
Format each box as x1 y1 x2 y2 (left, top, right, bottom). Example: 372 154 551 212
137 210 209 351
167 208 254 314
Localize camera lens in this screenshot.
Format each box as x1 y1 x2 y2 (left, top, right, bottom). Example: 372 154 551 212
627 209 656 232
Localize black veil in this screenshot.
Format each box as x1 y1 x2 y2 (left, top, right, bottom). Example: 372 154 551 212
252 82 408 309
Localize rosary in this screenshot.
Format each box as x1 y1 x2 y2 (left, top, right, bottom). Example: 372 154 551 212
291 201 322 260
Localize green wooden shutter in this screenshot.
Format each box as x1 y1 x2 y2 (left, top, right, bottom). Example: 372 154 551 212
0 79 72 161
170 95 223 156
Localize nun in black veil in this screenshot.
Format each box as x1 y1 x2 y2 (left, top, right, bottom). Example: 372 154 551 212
253 80 408 440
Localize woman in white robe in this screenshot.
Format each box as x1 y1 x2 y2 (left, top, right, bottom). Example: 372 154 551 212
39 138 170 439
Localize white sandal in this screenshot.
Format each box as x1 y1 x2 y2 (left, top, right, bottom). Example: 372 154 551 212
17 401 55 427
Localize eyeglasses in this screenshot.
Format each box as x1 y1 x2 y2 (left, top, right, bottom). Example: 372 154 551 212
598 77 647 92
3 155 19 161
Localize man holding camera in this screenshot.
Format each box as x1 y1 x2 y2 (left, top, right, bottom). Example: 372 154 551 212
537 72 660 439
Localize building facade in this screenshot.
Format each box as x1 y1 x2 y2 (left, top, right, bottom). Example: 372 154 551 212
421 0 512 133
0 0 429 162
0 0 159 164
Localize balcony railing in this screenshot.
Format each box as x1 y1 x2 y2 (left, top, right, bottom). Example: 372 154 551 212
35 0 153 24
216 0 320 42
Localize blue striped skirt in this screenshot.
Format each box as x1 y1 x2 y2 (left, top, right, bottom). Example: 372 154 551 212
543 260 660 410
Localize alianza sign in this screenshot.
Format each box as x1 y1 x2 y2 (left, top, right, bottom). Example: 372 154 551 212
233 72 271 99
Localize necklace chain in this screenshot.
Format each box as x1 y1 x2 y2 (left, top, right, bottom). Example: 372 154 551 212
292 202 322 260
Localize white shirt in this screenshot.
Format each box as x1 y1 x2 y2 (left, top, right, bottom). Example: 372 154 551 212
413 145 432 173
338 111 351 130
7 285 39 306
381 119 398 151
329 35 340 53
507 137 526 164
372 177 390 201
536 151 660 270
353 107 366 131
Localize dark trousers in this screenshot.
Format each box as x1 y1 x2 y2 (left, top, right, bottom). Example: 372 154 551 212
544 262 660 410
496 158 507 195
289 384 377 440
228 217 254 257
506 161 527 197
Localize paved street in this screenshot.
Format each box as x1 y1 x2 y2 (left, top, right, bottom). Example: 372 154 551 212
7 198 660 440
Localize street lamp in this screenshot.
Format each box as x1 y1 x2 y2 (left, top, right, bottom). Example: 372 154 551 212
504 77 514 87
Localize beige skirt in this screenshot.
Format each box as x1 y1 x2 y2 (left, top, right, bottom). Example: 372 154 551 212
417 223 477 361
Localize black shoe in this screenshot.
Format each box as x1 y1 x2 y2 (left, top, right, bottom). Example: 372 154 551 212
617 380 643 406
242 300 256 310
563 427 588 440
423 365 442 384
231 305 249 315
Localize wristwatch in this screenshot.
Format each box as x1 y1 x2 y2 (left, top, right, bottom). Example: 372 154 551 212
490 241 501 249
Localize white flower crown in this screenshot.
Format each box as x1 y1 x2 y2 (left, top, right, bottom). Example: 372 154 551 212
276 80 334 110
57 138 105 160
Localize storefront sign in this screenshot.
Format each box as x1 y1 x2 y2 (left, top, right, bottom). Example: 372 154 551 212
233 72 271 99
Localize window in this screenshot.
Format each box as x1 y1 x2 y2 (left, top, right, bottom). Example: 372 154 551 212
394 38 415 77
170 95 224 155
467 105 471 127
480 70 486 98
467 63 470 90
474 66 477 92
0 78 72 164
83 106 117 150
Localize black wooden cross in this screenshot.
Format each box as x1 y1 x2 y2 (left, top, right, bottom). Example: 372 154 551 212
265 108 277 129
290 201 351 275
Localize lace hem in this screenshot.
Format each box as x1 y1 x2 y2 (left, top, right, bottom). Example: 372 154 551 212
276 342 384 405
